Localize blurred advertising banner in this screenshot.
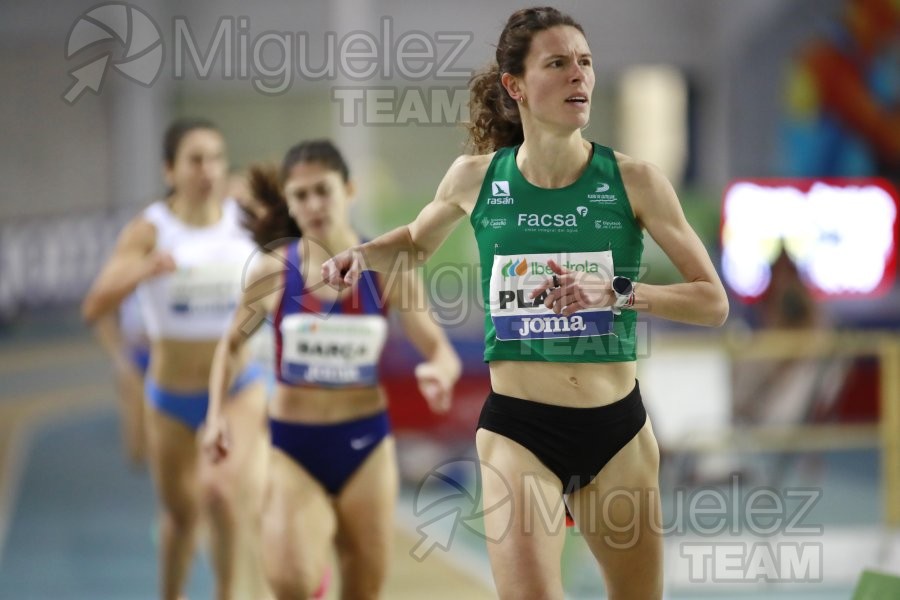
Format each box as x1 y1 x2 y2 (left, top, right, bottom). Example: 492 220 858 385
0 210 130 319
721 178 899 303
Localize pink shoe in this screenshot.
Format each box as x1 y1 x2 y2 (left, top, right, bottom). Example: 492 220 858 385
312 566 331 599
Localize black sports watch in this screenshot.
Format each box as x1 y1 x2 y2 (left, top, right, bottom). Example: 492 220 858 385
611 276 634 314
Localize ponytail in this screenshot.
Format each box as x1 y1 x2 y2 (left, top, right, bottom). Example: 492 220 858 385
243 164 301 249
466 64 524 154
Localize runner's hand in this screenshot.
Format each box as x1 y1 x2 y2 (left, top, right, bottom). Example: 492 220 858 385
322 247 364 290
529 259 613 315
415 362 454 414
201 414 230 463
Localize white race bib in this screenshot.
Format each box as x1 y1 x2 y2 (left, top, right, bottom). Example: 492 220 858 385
489 251 616 341
280 313 388 386
168 263 242 316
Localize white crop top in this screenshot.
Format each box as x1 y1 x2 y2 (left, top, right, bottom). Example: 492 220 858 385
136 198 256 341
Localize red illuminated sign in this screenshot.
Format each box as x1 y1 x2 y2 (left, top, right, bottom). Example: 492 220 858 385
721 178 898 302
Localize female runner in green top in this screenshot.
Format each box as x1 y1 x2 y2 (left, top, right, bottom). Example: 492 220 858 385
323 7 728 599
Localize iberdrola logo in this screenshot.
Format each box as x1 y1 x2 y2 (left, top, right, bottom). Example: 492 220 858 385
501 258 529 277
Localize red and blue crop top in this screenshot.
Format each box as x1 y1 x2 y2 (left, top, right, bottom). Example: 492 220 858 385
273 240 389 387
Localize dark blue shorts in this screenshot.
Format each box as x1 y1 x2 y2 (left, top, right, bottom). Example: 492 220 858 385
144 363 265 431
269 411 391 495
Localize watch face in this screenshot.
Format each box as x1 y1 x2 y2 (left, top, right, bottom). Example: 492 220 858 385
613 276 633 296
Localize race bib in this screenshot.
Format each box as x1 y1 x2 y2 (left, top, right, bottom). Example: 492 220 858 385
489 251 616 341
169 263 242 316
280 313 388 386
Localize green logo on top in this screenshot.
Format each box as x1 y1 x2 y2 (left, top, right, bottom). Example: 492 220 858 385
501 258 529 277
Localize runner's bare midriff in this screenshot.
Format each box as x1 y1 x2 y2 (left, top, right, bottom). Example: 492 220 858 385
148 339 219 391
489 360 636 407
270 385 387 424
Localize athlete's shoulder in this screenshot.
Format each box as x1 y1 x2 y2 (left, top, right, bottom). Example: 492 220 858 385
140 199 179 233
116 213 157 252
140 198 170 217
440 153 495 198
450 152 494 180
233 245 285 311
247 244 289 284
613 151 668 192
614 151 681 224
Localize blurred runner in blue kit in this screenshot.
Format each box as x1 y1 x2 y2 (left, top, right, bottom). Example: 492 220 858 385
82 118 271 600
